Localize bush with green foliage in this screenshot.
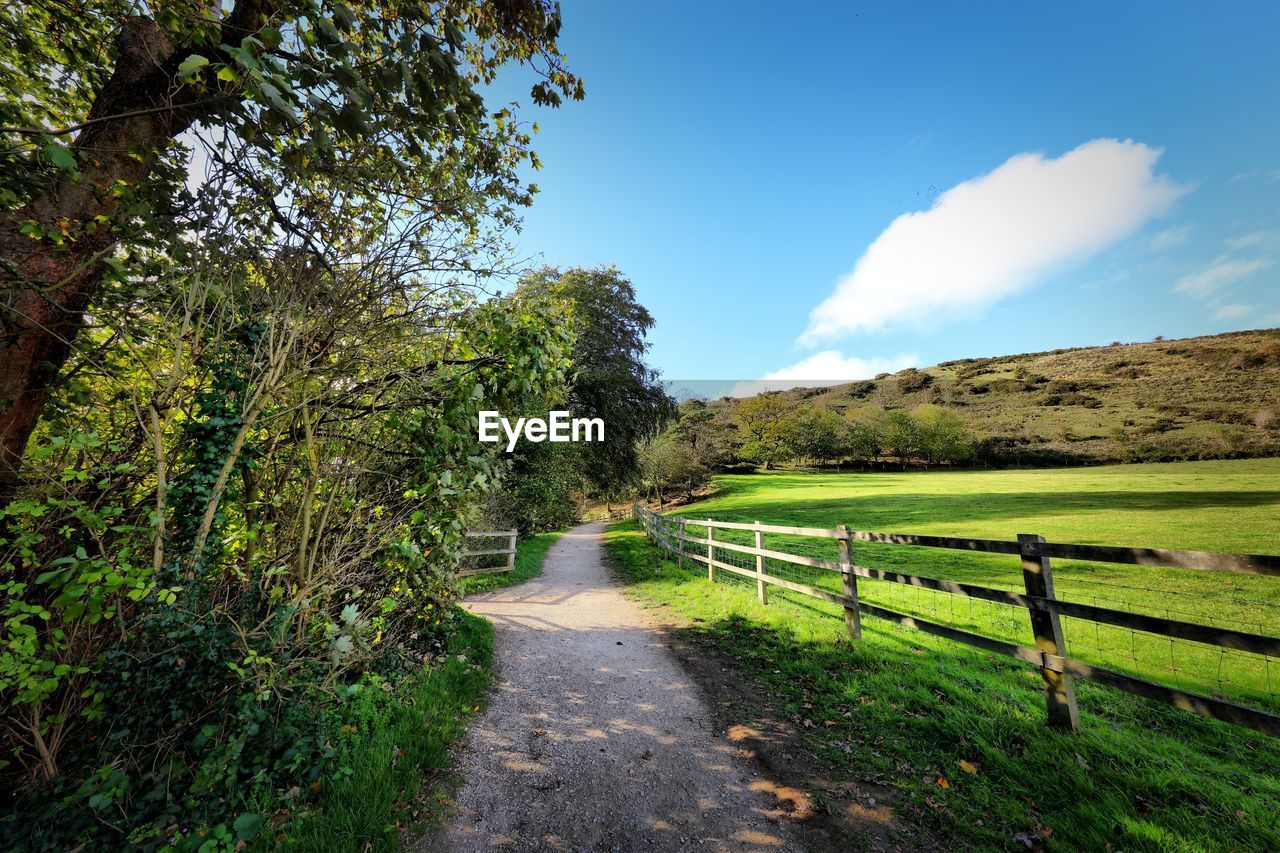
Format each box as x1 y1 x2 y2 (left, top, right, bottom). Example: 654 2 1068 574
492 266 673 532
0 1 582 847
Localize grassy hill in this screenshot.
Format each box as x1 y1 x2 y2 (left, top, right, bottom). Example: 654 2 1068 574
747 328 1280 464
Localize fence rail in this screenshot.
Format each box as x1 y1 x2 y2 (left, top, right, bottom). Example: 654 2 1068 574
458 529 517 577
633 504 1280 738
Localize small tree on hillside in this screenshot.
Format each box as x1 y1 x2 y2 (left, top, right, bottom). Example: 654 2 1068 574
785 405 844 466
668 440 711 500
914 405 973 466
845 404 892 466
673 398 734 468
735 393 795 469
885 410 921 469
637 431 676 506
637 428 708 505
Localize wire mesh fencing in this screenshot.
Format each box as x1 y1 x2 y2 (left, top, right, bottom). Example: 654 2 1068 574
633 504 1280 736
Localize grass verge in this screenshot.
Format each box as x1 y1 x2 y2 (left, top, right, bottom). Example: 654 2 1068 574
459 531 563 596
277 608 493 851
605 519 1280 851
280 534 562 849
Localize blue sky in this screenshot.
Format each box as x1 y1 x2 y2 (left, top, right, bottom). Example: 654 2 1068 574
493 1 1280 384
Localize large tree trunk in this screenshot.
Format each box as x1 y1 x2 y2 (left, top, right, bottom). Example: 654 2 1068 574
0 7 271 508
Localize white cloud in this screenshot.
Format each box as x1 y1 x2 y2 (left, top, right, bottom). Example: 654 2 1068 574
799 139 1187 346
1213 304 1254 320
1225 230 1280 250
1147 224 1192 251
1174 256 1271 298
1227 168 1280 184
730 351 918 396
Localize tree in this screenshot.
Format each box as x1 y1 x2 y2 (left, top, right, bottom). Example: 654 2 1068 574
667 440 711 500
0 227 575 837
637 427 708 506
735 393 794 469
514 266 673 497
914 405 973 466
884 409 921 469
489 440 582 533
0 3 586 841
784 405 844 466
845 404 891 465
0 0 583 509
637 430 677 506
673 398 733 468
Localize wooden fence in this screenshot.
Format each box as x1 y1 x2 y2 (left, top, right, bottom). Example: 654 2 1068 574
457 530 517 577
633 504 1280 737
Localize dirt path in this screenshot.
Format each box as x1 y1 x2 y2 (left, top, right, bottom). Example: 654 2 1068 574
418 522 804 852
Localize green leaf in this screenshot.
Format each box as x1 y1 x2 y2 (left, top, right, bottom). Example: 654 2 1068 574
233 812 264 841
259 26 283 48
100 256 126 280
332 4 357 32
259 82 298 121
40 142 76 171
34 568 67 584
177 53 209 83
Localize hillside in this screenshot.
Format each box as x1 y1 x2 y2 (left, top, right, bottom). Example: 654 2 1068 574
738 328 1280 465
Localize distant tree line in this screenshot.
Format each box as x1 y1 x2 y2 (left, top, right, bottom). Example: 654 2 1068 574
637 395 978 504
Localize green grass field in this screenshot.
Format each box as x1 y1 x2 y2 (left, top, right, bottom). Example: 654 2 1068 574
668 459 1280 710
607 458 1280 849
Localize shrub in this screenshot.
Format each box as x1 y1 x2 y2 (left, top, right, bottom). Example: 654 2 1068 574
1043 392 1103 408
1228 351 1266 370
894 369 934 394
1137 417 1179 435
1200 407 1248 425
845 380 877 398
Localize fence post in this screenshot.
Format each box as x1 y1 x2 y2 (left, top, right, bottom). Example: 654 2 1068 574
836 524 861 639
677 517 686 569
754 521 768 605
706 521 716 582
1018 533 1080 732
506 531 516 572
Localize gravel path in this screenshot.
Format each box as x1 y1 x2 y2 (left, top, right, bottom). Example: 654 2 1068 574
418 522 804 853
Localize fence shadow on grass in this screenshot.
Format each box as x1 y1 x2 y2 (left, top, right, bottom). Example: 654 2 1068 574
620 549 1280 850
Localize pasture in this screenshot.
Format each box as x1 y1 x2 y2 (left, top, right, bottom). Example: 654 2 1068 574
606 458 1280 848
670 459 1280 710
